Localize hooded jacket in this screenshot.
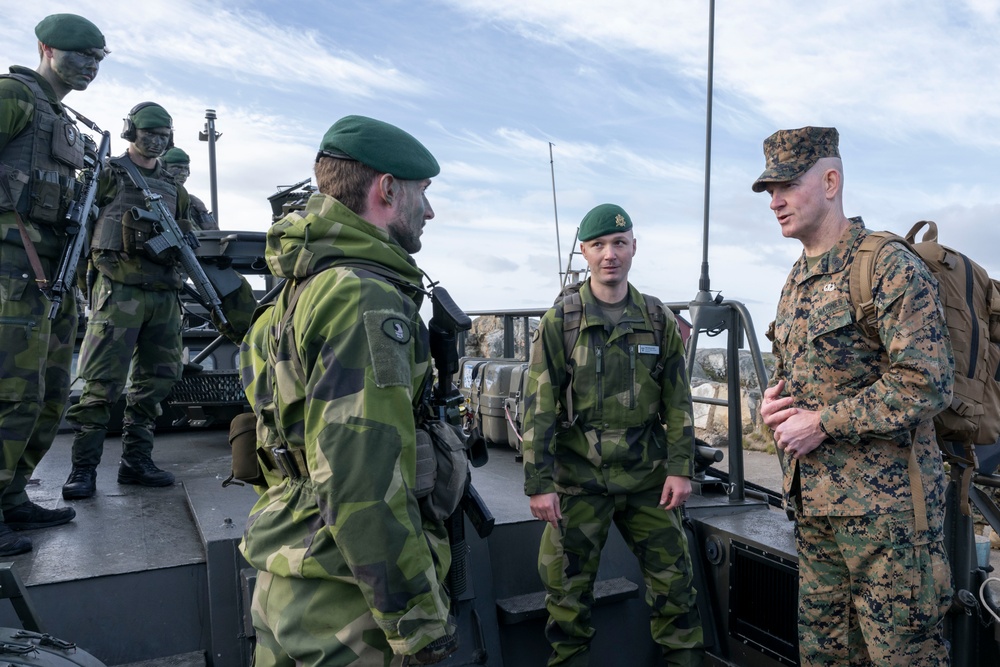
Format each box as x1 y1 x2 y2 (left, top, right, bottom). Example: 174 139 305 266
239 193 453 653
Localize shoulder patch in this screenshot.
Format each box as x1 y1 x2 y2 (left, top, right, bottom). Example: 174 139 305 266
363 310 412 388
381 316 411 344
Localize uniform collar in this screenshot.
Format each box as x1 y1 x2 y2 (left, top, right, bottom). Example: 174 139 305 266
791 216 866 284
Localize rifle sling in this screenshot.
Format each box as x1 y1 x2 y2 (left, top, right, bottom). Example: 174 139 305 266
0 169 50 290
110 155 155 197
14 211 50 290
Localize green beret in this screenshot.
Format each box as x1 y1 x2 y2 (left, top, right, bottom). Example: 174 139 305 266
131 103 173 130
578 203 633 242
161 147 190 165
35 14 105 51
752 126 840 193
318 115 439 180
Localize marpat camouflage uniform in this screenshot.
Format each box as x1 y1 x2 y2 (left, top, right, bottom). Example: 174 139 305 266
65 156 189 466
522 280 703 666
239 193 453 666
768 217 954 666
0 68 85 516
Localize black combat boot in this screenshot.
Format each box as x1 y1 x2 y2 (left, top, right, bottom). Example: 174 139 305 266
118 455 175 487
62 465 98 500
0 524 31 556
4 501 76 530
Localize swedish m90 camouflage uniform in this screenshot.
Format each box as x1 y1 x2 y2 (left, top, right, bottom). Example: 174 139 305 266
769 217 954 666
522 280 703 666
239 193 453 666
65 156 189 468
0 68 85 518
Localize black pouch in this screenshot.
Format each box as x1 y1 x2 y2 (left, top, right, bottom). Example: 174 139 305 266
417 421 470 523
28 169 64 224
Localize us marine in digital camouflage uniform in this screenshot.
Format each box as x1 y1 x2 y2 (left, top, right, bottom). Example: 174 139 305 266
522 204 704 667
61 102 191 501
239 115 457 666
756 127 955 666
161 147 219 231
0 13 107 555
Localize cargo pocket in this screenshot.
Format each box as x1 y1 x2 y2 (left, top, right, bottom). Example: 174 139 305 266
0 269 31 303
891 531 952 634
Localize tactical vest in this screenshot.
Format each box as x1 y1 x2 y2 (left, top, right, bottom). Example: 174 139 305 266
0 72 86 227
91 157 178 251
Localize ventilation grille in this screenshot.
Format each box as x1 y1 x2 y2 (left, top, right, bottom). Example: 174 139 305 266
729 541 799 665
168 371 247 405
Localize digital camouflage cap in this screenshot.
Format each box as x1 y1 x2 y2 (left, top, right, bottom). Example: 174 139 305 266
578 203 633 242
35 13 106 51
318 115 439 180
751 126 840 193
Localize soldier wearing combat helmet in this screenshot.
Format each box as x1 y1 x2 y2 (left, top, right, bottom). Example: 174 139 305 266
239 115 458 666
522 203 704 666
0 13 108 555
756 126 955 665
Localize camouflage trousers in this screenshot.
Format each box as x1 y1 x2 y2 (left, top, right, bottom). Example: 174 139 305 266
252 570 408 667
65 275 182 465
0 240 77 516
795 510 953 666
538 489 704 666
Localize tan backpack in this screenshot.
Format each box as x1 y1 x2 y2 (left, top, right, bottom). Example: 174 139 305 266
850 220 1000 447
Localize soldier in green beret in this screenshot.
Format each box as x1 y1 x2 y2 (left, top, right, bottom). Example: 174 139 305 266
161 147 219 231
238 114 458 666
0 13 108 555
522 203 704 666
62 102 193 501
756 127 954 665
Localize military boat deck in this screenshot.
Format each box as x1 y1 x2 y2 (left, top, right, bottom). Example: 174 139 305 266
0 428 257 667
0 425 854 667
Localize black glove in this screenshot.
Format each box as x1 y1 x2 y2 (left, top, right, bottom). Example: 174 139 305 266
403 632 459 666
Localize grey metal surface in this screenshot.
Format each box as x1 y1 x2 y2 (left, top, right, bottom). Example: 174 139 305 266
0 428 256 667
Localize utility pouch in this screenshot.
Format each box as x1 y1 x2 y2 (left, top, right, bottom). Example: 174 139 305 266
28 169 64 224
51 116 86 169
122 208 155 256
418 421 470 523
225 411 265 487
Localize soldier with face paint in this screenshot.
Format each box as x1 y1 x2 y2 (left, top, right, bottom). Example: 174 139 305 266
62 102 192 501
161 147 218 231
0 13 108 556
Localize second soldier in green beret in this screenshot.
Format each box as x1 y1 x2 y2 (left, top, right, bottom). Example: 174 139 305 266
238 115 458 666
0 13 108 555
522 204 705 666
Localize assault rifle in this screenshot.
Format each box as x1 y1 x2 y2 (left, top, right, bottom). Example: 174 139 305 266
427 284 494 663
46 128 111 320
123 185 229 331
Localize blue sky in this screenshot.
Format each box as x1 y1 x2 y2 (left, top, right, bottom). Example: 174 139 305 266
6 1 1000 349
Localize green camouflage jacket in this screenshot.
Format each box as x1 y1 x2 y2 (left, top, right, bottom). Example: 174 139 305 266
239 193 453 653
769 217 954 518
522 280 694 497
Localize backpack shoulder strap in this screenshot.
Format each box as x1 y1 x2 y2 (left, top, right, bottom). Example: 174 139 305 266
560 291 584 363
640 292 676 382
848 231 910 341
558 291 584 427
